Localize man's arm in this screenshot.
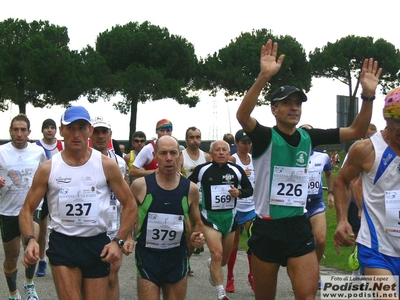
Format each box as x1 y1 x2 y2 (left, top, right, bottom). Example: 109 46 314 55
238 168 254 198
188 182 205 249
129 145 156 178
102 156 137 263
333 139 373 253
129 165 156 178
350 174 363 212
237 39 285 133
20 161 51 267
339 58 382 142
325 170 335 209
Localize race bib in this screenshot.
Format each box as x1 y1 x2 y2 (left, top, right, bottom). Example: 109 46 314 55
210 184 234 210
146 212 184 249
308 171 321 195
384 190 400 237
270 166 308 207
59 186 99 226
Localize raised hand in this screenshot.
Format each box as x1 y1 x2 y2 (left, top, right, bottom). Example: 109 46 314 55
259 39 285 79
360 58 382 97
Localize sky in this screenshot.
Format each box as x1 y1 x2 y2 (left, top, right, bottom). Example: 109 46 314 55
0 0 399 141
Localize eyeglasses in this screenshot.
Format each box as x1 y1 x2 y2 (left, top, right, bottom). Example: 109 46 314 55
134 139 146 143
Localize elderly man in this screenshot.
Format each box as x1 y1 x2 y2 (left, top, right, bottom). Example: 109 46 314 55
189 140 253 300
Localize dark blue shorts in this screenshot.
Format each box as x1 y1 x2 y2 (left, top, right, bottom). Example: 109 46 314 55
248 214 315 267
46 230 110 278
135 244 188 287
305 196 326 219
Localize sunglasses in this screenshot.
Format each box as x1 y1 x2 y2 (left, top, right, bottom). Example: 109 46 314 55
134 139 146 143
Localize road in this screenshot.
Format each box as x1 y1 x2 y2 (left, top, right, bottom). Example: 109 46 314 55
0 244 348 299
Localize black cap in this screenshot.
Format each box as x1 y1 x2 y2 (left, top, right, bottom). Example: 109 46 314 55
270 86 307 104
235 129 250 142
41 119 57 132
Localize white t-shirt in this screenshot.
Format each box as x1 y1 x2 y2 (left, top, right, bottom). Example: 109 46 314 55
0 142 46 215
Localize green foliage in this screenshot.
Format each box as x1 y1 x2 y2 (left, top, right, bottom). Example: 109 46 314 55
94 21 200 142
198 29 311 105
0 18 91 113
309 35 400 127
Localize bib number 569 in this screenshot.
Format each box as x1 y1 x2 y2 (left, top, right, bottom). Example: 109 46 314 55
215 195 232 203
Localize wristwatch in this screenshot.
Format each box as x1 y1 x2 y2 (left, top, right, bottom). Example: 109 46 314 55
360 94 375 101
112 237 125 248
24 235 36 246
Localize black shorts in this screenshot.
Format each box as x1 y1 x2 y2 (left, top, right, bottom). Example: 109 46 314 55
347 200 360 234
248 214 315 267
46 230 110 278
0 214 40 243
135 244 188 287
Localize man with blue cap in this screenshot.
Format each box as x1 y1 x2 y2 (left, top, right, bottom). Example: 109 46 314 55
19 106 137 300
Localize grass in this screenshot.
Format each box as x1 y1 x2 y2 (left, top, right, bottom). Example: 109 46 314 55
239 160 354 273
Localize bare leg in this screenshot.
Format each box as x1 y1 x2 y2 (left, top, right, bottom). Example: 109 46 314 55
137 277 161 300
252 254 280 300
287 251 319 300
162 276 188 300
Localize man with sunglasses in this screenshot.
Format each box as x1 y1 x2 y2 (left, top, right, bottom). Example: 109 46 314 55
334 88 400 286
124 131 147 183
129 119 173 178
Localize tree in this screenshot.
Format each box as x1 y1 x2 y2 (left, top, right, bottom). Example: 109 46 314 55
93 21 199 144
309 35 400 127
197 29 312 105
0 18 91 114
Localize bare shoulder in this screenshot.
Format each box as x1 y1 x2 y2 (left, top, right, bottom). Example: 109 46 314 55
346 138 375 170
205 152 212 162
188 181 200 204
36 159 52 176
130 177 146 194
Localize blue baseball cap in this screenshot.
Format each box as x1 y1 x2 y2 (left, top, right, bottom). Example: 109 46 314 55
61 106 91 125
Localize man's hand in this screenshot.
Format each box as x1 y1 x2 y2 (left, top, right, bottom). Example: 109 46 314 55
259 39 285 80
122 236 135 256
190 232 205 249
23 240 39 267
360 58 382 97
100 242 122 265
334 220 355 254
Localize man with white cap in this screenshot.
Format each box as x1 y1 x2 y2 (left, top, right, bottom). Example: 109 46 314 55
90 115 133 300
236 39 382 299
129 119 173 178
19 106 137 300
334 88 400 283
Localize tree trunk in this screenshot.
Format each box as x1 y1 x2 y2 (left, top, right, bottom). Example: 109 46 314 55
128 98 139 150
